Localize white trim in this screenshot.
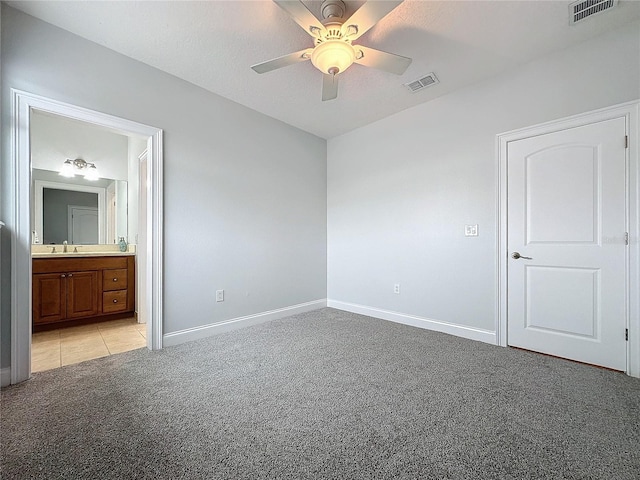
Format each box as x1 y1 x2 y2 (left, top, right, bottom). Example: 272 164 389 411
34 180 106 244
147 133 163 351
328 300 497 345
496 100 640 378
10 89 32 384
10 89 164 384
163 300 327 347
1 367 11 388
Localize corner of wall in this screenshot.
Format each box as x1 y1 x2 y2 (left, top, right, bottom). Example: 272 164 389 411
1 367 11 387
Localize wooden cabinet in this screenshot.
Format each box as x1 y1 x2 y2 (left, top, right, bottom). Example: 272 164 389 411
33 273 66 324
33 256 135 328
66 271 100 319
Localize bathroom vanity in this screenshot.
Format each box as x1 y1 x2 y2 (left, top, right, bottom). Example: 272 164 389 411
32 253 135 330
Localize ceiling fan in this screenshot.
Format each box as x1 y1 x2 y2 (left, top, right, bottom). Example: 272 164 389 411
251 0 412 101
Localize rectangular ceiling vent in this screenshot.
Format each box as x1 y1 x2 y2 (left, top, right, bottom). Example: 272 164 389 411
569 0 618 24
404 73 439 93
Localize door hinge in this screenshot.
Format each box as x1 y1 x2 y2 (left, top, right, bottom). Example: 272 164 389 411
625 135 629 148
625 329 629 341
625 232 629 245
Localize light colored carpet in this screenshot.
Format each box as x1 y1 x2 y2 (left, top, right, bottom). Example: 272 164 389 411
2 308 639 479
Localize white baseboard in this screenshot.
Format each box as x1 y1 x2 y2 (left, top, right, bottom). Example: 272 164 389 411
163 299 327 347
1 367 11 387
327 300 497 345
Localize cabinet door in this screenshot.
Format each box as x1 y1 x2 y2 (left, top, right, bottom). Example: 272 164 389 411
66 271 99 319
33 273 66 324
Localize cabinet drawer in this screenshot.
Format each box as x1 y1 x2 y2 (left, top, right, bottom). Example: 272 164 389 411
103 269 128 291
103 290 127 313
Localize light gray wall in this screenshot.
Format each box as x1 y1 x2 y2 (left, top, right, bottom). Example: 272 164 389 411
327 21 640 332
42 189 98 245
0 6 327 369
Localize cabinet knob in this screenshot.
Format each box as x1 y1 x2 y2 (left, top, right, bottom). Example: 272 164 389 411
68 274 73 277
61 274 66 278
113 278 118 282
113 299 118 303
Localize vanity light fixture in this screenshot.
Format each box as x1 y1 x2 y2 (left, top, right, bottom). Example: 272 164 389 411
60 158 99 181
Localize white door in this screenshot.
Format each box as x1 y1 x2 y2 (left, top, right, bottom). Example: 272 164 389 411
507 117 627 370
68 206 99 245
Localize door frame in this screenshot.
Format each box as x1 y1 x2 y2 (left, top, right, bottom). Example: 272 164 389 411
497 100 640 378
10 89 164 384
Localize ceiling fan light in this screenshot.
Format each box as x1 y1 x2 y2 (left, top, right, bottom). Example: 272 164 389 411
311 40 355 75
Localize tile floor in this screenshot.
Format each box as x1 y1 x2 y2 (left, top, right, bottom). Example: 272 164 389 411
32 318 147 373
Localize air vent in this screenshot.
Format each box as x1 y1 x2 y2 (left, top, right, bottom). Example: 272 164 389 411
404 73 439 93
569 0 618 24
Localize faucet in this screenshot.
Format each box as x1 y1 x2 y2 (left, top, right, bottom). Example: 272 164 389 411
63 240 68 253
49 246 57 254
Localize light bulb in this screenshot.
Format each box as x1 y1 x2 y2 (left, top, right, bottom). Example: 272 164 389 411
59 159 75 177
84 164 99 181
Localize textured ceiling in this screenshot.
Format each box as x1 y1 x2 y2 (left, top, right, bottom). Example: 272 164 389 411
8 0 640 139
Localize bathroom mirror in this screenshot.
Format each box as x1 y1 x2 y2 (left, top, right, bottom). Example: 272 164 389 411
32 168 127 245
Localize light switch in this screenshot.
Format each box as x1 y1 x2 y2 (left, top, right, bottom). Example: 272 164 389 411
465 225 478 237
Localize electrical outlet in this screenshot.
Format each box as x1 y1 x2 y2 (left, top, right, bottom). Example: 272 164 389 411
394 284 400 294
465 224 478 237
216 290 224 302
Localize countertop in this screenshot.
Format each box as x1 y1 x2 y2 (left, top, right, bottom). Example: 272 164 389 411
32 252 136 258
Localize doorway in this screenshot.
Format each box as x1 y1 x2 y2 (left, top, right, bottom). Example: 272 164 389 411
9 90 164 384
497 101 640 377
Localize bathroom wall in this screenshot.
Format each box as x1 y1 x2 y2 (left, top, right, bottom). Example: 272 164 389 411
30 110 129 181
114 181 128 244
127 137 146 245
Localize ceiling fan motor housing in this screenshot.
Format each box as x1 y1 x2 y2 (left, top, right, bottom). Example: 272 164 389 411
321 0 346 20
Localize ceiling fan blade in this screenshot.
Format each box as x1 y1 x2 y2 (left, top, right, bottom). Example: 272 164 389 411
322 74 339 101
353 45 411 75
274 0 327 38
341 0 403 41
251 48 313 74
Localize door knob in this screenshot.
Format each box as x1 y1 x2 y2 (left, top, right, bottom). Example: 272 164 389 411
511 252 532 260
